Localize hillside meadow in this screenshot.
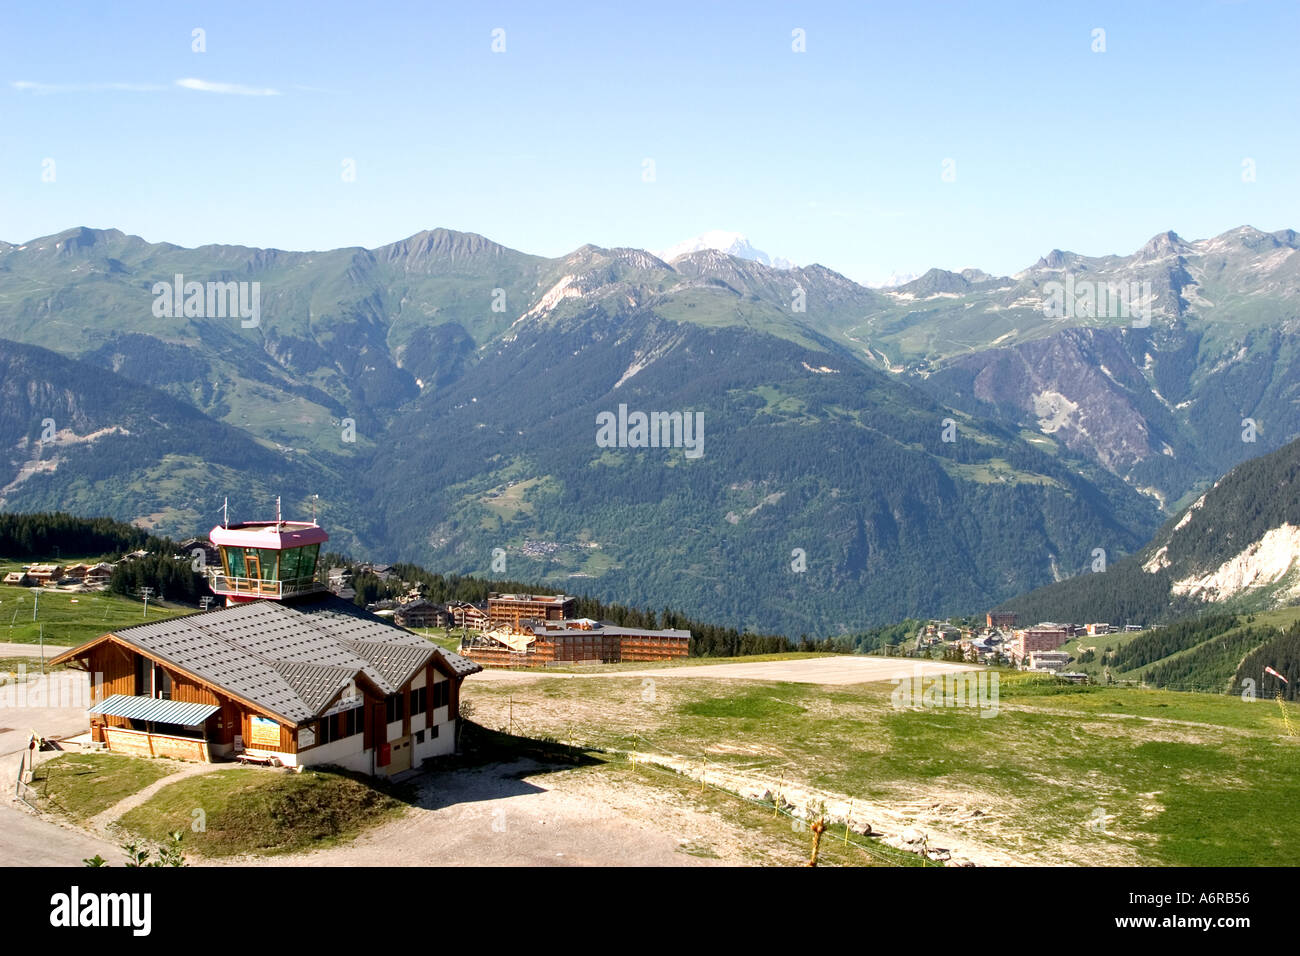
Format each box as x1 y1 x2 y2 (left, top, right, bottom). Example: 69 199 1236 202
462 660 1300 866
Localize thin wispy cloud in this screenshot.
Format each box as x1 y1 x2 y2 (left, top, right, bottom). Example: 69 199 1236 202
11 80 165 93
176 78 280 96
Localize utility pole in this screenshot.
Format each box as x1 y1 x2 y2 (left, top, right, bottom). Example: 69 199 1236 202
140 587 154 618
39 623 44 675
32 588 38 622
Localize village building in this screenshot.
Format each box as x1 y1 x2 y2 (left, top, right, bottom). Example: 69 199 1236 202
358 563 397 582
84 563 114 588
1012 622 1072 661
176 537 221 570
395 599 450 630
51 512 481 775
25 564 64 586
1028 650 1072 672
462 617 691 668
448 601 489 630
61 563 91 582
987 610 1017 630
487 592 577 630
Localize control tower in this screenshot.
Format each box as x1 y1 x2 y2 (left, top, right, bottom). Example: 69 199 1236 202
207 499 328 604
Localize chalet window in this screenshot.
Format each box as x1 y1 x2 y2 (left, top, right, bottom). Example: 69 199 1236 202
385 694 403 724
343 705 363 738
320 704 364 744
431 680 450 710
153 664 172 700
411 686 428 715
319 715 339 745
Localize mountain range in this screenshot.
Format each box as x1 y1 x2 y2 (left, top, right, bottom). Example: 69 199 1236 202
0 223 1295 633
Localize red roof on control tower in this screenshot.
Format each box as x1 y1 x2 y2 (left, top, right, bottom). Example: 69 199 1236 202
209 521 329 550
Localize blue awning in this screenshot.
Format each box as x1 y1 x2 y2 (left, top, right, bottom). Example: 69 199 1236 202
89 694 219 726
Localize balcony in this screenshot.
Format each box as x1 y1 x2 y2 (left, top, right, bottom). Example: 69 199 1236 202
207 573 326 600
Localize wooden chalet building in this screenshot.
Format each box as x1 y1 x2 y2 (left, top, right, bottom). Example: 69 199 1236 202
487 592 576 630
462 617 691 668
51 511 481 775
25 564 63 586
448 601 489 630
395 599 450 630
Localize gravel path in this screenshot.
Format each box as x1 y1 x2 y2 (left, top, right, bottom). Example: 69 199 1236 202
472 656 979 686
86 760 241 833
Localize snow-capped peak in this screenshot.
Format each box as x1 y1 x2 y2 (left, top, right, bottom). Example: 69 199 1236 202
869 271 920 289
654 231 795 270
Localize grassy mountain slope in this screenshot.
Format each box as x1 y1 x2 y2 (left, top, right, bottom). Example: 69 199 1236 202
367 305 1156 633
0 339 369 550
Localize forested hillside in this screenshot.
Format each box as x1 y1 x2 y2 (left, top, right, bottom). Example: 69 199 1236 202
997 435 1300 626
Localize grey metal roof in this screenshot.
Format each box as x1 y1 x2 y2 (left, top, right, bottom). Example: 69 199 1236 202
88 594 475 725
89 694 220 726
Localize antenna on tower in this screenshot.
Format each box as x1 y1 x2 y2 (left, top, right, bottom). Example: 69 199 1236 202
222 497 228 529
276 495 282 525
311 494 319 525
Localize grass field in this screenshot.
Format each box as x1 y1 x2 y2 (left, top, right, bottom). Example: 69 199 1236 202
460 659 1300 866
0 585 189 647
117 766 408 857
29 753 174 821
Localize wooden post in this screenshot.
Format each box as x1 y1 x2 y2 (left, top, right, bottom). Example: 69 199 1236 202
807 817 827 867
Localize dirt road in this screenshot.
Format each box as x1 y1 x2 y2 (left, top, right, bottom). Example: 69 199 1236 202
472 655 978 686
221 759 788 867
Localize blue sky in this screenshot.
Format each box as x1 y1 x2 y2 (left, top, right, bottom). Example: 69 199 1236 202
2 0 1296 284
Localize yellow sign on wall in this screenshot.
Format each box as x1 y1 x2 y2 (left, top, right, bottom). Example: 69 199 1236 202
249 716 280 748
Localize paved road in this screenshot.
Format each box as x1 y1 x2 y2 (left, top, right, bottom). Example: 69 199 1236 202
0 672 91 756
0 760 121 866
0 670 110 866
472 655 979 686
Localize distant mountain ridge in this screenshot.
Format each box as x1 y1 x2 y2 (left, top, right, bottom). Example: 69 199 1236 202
0 222 1295 633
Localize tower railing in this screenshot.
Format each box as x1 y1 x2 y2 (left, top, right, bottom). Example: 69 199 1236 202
207 573 326 599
